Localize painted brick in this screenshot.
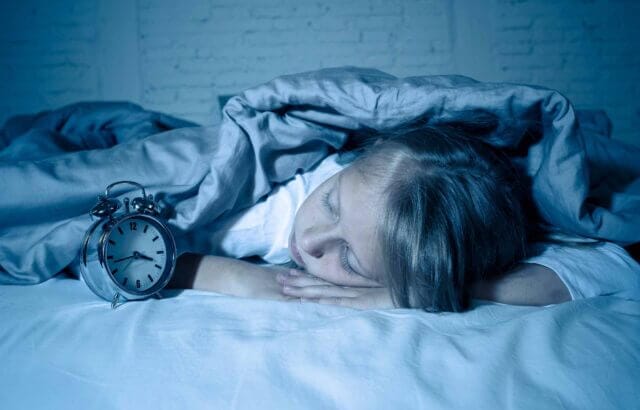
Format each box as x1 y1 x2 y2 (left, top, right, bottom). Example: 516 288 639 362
0 0 637 146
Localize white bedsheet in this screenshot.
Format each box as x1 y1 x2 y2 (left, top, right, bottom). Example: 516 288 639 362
1 277 638 409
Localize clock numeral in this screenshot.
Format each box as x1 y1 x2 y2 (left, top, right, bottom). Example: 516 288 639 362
144 225 149 233
108 239 116 245
107 255 114 260
112 268 119 275
152 236 159 242
136 279 141 289
117 227 124 235
130 222 137 231
156 250 164 254
154 264 162 269
122 277 128 286
147 274 154 283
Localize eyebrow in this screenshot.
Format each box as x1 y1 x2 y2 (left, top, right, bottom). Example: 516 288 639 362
337 172 373 279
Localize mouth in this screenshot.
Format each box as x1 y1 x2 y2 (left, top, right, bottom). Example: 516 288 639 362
289 233 305 268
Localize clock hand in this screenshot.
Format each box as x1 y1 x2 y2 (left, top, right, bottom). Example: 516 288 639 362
136 252 155 262
114 255 135 263
121 258 135 275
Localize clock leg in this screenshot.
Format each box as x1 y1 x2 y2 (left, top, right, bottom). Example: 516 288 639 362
111 292 123 309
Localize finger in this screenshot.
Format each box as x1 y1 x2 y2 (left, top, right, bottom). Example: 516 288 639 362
315 297 361 309
317 291 394 310
288 268 330 282
288 268 304 276
276 272 330 287
297 296 373 309
316 296 385 309
282 285 361 298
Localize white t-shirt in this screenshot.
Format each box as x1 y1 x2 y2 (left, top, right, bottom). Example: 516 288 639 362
205 153 640 301
525 242 640 301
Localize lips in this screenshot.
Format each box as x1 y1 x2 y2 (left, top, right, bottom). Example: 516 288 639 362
289 234 305 268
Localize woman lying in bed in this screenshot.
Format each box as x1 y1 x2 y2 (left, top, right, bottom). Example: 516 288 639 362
169 125 639 312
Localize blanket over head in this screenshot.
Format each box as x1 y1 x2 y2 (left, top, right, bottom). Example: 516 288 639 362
1 66 639 284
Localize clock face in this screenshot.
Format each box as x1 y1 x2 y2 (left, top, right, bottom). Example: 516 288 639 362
104 216 170 294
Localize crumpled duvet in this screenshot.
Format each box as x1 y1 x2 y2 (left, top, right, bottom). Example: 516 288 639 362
1 66 639 284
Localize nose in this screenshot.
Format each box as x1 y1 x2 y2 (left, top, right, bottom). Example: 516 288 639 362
299 223 340 258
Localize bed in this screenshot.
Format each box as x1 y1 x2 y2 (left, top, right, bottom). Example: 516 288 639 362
1 275 638 409
1 67 639 409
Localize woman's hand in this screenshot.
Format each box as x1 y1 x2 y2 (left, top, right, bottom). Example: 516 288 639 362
278 269 395 309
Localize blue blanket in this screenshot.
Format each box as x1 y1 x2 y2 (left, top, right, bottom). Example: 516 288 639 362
1 67 639 284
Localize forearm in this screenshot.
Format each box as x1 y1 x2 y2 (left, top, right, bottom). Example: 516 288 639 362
188 255 249 293
471 263 571 306
169 253 291 300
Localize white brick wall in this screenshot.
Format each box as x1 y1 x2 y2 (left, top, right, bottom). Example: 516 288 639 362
1 0 638 146
488 0 640 144
0 1 100 114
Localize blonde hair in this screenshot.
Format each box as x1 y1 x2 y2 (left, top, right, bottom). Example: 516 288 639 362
353 125 529 312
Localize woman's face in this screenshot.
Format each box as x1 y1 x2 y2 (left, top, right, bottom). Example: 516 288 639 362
289 164 386 287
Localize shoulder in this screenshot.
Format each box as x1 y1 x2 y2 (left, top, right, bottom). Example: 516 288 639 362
524 241 640 300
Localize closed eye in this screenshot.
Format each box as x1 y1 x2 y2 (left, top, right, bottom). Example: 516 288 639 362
321 190 336 217
321 175 371 280
340 243 361 277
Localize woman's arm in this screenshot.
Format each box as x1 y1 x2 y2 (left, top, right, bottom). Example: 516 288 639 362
168 253 293 301
470 263 571 306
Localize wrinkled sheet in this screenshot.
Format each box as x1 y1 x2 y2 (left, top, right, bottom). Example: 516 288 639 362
0 277 638 409
1 67 640 285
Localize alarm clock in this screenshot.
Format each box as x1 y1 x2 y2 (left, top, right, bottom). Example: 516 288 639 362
78 180 177 308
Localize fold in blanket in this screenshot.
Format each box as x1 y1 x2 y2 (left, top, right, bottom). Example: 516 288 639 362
1 67 639 284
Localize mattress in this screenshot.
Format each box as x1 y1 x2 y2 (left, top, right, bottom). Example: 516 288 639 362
1 275 638 409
